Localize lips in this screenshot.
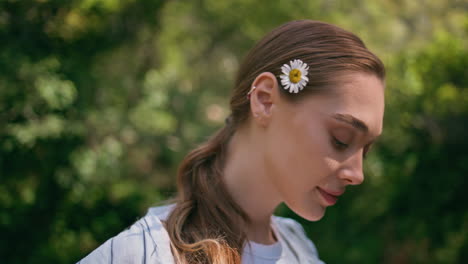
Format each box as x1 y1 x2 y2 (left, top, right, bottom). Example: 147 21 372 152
317 187 343 206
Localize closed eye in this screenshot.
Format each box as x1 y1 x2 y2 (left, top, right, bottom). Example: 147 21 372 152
332 137 349 150
332 137 374 159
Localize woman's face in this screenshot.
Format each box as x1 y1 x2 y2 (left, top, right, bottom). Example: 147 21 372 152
263 72 385 221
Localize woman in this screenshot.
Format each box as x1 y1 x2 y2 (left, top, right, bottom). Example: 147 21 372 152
79 20 385 263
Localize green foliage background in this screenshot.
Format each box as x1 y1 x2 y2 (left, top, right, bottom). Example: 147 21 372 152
0 0 466 263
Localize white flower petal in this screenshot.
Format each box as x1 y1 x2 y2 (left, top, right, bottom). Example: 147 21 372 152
296 60 302 69
281 65 289 74
291 83 297 93
298 79 307 89
298 82 304 91
291 60 299 69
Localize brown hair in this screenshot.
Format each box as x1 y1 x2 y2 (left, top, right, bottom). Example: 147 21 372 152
164 20 385 263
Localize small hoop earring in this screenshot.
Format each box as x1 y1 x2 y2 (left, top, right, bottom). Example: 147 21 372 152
247 86 257 100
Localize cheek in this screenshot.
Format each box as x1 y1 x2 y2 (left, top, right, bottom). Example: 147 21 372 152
263 114 333 199
294 122 334 185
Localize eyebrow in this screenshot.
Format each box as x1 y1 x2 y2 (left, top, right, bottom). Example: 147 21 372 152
332 113 369 133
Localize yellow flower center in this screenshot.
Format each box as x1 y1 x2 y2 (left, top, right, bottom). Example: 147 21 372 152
289 69 302 83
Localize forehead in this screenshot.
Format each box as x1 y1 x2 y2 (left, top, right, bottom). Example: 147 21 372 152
294 73 385 136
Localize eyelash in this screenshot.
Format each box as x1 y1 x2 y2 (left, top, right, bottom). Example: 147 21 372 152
332 137 349 150
333 137 372 159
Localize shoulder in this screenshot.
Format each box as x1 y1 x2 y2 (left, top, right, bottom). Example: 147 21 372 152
272 215 325 263
78 204 176 264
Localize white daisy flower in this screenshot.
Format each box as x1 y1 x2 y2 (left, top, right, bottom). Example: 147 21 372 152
279 59 309 93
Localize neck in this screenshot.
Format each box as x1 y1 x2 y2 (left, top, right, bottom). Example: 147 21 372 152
223 125 282 245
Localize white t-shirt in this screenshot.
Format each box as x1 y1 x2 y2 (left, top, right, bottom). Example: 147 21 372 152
78 204 325 264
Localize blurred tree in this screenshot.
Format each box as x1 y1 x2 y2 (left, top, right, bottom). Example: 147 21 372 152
0 0 169 263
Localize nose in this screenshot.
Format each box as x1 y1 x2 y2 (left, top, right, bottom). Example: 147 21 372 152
338 152 364 186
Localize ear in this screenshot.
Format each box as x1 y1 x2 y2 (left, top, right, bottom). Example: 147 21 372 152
249 72 281 126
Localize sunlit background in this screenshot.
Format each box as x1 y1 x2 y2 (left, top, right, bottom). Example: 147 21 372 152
1 0 467 263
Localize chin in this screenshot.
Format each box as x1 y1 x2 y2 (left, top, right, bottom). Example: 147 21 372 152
285 201 327 222
300 209 326 222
